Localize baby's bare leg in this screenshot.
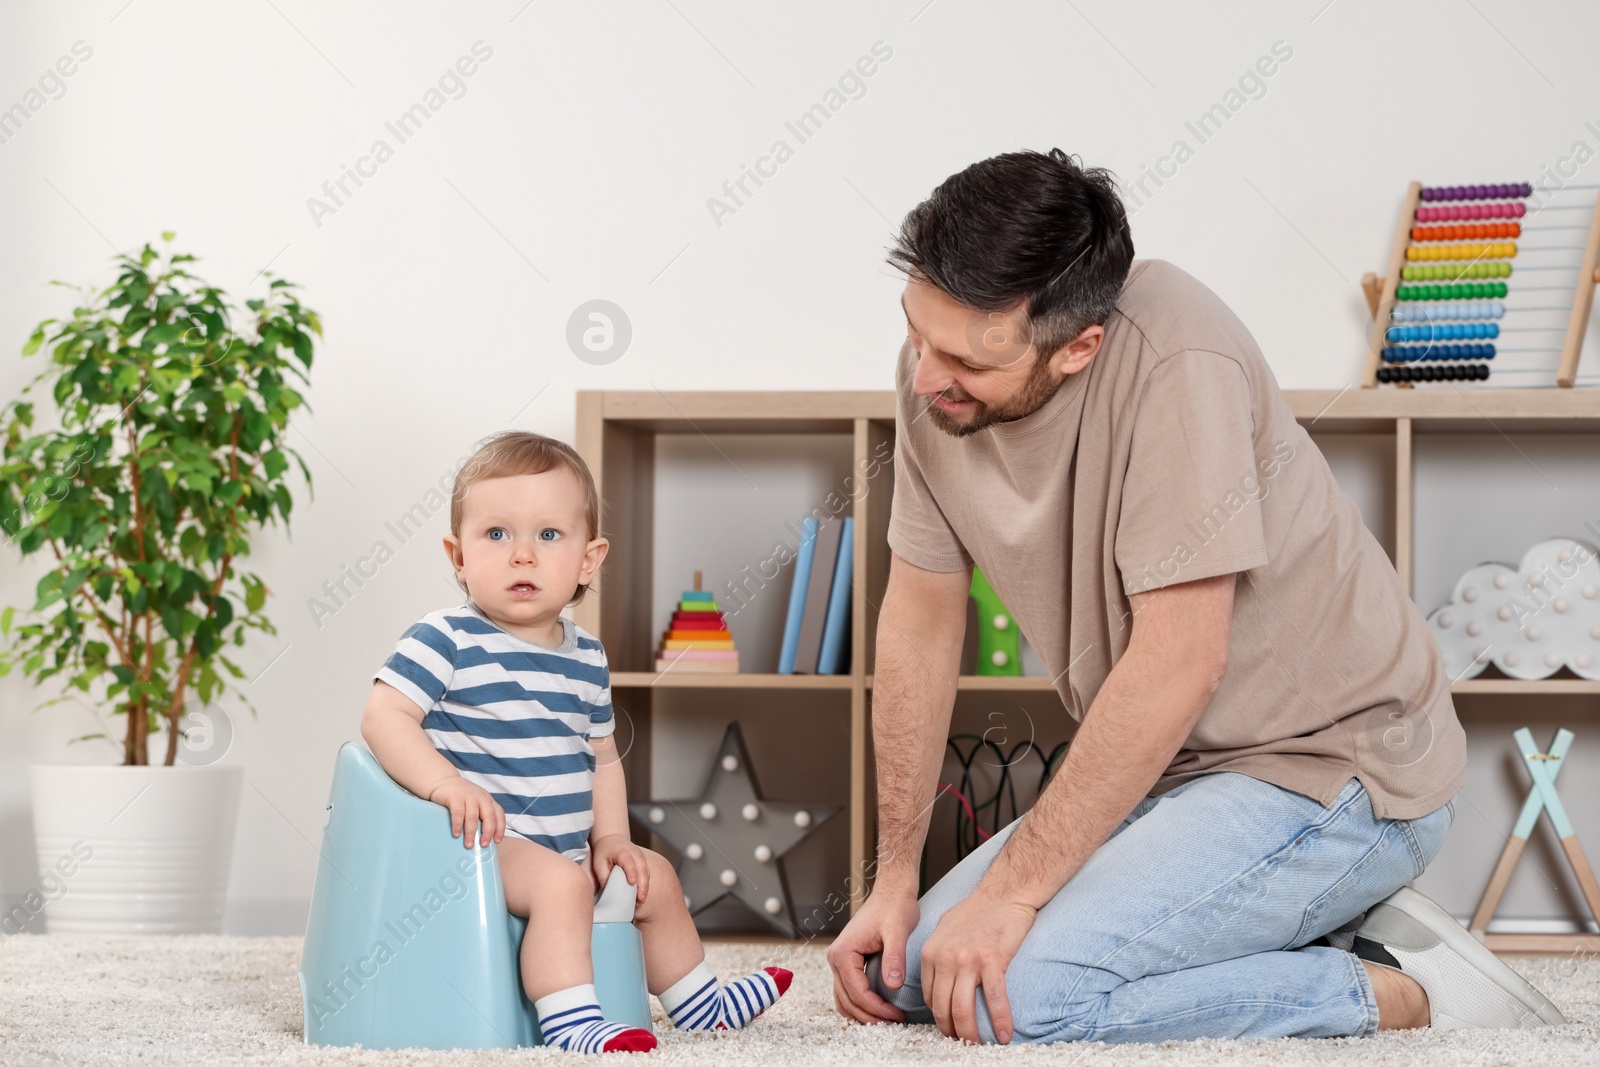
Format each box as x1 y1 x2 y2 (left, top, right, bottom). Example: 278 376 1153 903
499 836 596 1002
632 849 706 993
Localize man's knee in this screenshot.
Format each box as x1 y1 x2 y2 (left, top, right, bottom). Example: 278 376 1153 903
865 952 933 1021
1001 944 1114 1043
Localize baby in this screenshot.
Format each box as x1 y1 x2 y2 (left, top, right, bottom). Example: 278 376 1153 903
361 431 790 1053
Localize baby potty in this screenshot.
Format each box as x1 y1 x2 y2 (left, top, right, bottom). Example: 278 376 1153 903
298 742 652 1050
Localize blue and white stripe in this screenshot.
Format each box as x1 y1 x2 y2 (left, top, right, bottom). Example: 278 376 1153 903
538 1004 638 1052
374 601 613 860
666 970 780 1031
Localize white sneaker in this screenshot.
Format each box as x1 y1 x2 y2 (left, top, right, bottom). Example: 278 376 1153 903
1353 887 1567 1030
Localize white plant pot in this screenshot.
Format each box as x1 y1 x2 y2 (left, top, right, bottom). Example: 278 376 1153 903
29 763 244 934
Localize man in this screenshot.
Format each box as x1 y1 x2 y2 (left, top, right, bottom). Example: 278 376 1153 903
825 149 1566 1044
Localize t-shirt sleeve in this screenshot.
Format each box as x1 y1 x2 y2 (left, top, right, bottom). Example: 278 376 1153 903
373 616 456 715
1115 350 1270 596
886 353 974 573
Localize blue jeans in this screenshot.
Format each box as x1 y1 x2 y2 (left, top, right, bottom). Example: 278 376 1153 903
875 772 1456 1043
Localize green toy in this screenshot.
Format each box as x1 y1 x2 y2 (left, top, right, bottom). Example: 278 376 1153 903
970 567 1020 676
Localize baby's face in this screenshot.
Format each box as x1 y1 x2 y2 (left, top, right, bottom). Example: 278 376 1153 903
443 471 607 638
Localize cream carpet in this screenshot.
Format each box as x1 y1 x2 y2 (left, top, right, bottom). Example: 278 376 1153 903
1 936 1597 1065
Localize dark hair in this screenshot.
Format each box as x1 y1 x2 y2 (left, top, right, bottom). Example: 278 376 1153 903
887 148 1134 358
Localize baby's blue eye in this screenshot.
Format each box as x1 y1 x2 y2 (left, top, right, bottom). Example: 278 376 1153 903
539 528 561 542
488 528 507 541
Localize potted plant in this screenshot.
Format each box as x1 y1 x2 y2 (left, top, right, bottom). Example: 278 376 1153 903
0 234 318 934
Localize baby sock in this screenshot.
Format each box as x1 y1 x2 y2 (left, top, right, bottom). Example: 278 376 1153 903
533 984 656 1053
659 962 793 1031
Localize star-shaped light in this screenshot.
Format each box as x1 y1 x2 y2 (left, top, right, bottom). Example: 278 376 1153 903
628 722 837 936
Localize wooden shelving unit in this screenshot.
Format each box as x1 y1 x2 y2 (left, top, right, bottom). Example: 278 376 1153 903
575 387 1600 946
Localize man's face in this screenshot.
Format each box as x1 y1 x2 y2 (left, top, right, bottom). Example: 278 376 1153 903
901 277 1098 437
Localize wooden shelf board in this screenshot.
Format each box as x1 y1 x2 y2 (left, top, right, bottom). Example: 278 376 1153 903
611 671 854 690
585 389 1600 437
1287 388 1600 430
1452 678 1600 695
864 674 1061 692
854 677 1600 695
593 390 893 433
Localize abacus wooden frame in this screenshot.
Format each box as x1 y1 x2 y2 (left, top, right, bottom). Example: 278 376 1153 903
576 388 1600 953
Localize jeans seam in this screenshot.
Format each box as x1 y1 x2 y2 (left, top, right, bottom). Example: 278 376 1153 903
1396 819 1426 879
1085 778 1368 985
1290 819 1402 947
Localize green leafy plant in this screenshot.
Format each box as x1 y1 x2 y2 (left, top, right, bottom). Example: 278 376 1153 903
0 234 318 765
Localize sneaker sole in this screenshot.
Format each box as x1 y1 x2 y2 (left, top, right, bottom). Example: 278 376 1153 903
1358 887 1567 1027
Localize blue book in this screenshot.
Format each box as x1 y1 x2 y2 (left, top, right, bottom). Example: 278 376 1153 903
777 516 818 674
817 517 854 674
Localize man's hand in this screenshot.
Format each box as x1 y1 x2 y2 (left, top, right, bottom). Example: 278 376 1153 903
826 888 921 1024
590 834 650 903
427 777 505 848
919 886 1036 1045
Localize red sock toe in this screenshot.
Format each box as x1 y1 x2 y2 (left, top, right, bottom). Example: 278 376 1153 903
763 967 793 995
601 1027 658 1053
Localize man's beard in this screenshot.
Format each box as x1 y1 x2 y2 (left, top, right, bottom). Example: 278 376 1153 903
924 355 1069 438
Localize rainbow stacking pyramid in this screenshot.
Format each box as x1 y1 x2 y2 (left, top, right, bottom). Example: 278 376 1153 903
654 572 739 674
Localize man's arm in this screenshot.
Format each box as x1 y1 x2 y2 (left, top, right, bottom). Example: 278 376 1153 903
917 572 1237 1043
978 572 1235 906
872 551 972 892
826 550 970 1023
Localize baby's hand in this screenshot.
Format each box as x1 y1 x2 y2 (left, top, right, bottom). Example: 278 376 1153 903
591 834 650 903
427 777 505 848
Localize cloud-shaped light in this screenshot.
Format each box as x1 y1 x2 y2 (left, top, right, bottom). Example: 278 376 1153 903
1429 538 1600 681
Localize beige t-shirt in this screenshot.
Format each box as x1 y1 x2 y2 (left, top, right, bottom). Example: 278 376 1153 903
888 259 1465 820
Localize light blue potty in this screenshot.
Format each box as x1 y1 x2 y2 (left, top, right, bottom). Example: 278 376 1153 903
298 742 652 1050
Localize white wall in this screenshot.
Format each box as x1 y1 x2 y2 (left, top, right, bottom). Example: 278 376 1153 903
3 0 1600 935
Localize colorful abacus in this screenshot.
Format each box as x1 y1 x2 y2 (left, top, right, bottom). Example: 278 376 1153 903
654 570 740 673
1361 180 1600 388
